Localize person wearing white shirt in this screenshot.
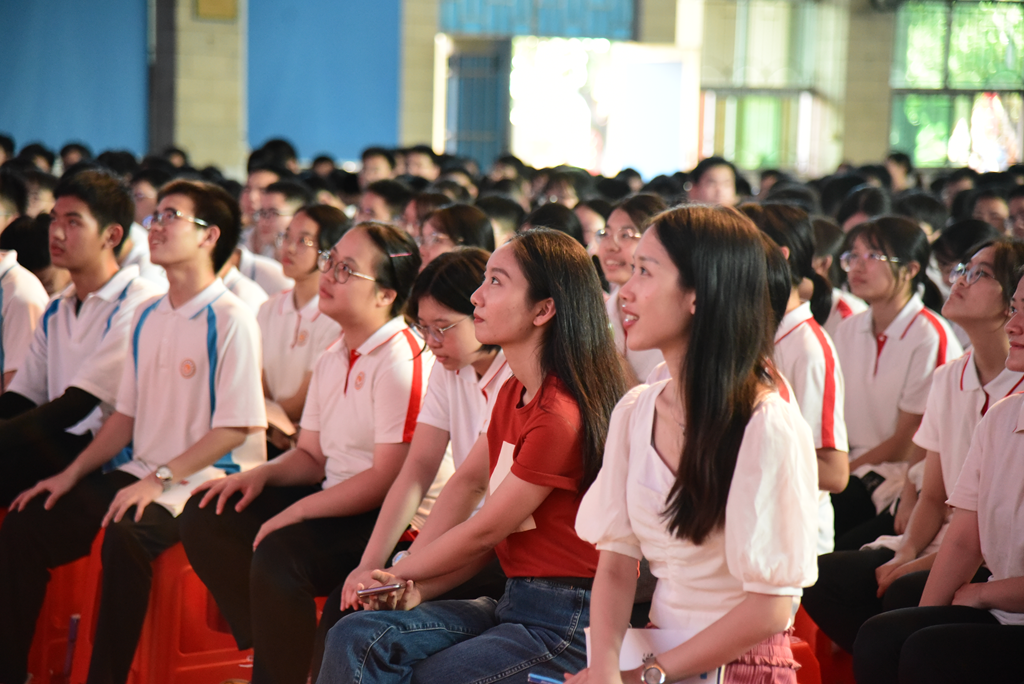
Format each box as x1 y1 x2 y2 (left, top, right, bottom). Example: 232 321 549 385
596 194 667 382
831 218 961 547
852 270 1024 684
309 249 513 681
250 179 311 264
570 206 818 684
117 222 168 290
238 244 292 295
0 179 264 684
180 223 432 684
256 205 346 454
0 171 161 507
805 239 1024 654
0 248 48 390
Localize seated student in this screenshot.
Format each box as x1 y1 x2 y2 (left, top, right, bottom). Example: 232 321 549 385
969 187 1010 233
521 202 586 245
1008 184 1024 240
831 218 961 548
0 171 162 507
23 169 58 218
180 222 433 684
399 192 451 240
0 167 28 233
0 232 49 391
0 179 265 684
812 216 868 339
405 144 441 182
239 164 286 256
598 194 668 382
741 203 850 555
688 156 740 207
851 269 1024 684
475 194 526 248
257 205 346 454
417 204 494 270
804 239 1024 653
122 168 173 288
307 248 513 681
359 147 396 191
358 179 413 223
242 179 311 295
316 229 630 684
570 206 818 684
574 198 611 250
837 184 891 232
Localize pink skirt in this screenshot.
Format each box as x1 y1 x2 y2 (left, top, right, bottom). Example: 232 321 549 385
723 630 799 684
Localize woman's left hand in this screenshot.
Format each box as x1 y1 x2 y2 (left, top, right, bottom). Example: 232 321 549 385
101 475 164 527
359 569 422 612
253 505 303 550
951 581 986 609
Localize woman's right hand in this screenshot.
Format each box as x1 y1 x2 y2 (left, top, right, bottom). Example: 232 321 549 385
341 563 378 611
194 467 267 514
359 570 422 612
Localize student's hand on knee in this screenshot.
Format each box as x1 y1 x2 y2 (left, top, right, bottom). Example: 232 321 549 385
12 469 79 512
196 469 265 514
102 475 163 526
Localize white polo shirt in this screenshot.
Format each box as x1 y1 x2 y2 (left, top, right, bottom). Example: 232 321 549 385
947 392 1024 626
775 301 848 555
823 288 867 340
606 285 664 382
0 250 49 378
833 294 961 460
256 290 341 402
300 316 437 527
10 265 162 436
238 246 293 296
221 266 269 314
120 223 168 290
116 279 267 515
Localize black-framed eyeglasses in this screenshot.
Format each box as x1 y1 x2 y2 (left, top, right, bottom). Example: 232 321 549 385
149 209 209 228
413 318 469 344
316 252 376 284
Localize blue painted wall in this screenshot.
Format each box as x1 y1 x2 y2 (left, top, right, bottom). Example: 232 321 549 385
248 1 403 162
0 0 148 157
441 0 633 39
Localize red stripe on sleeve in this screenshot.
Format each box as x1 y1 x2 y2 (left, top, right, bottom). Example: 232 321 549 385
807 321 837 449
400 328 424 443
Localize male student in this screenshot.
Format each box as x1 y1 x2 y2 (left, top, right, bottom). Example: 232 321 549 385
357 179 412 223
0 239 49 392
0 170 162 506
0 179 267 684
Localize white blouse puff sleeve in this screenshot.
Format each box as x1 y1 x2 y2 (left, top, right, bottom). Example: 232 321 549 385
578 381 819 628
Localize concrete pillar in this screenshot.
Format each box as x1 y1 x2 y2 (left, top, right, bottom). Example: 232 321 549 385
841 0 895 165
400 0 440 148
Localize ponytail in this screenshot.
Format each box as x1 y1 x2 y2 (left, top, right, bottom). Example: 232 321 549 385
808 271 832 325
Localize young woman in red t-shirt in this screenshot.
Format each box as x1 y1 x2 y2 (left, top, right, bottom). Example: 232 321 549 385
316 228 629 683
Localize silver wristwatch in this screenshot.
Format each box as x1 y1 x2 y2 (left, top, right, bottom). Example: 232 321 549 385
641 655 666 684
154 466 174 490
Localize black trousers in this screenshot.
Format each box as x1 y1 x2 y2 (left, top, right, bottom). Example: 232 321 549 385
178 486 381 684
309 555 509 683
0 428 91 506
854 605 1024 684
0 470 179 684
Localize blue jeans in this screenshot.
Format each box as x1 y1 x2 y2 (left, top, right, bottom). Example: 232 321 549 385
316 577 592 684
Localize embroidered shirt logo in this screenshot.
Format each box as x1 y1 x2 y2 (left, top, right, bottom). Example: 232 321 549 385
180 359 197 378
353 371 366 390
296 329 309 346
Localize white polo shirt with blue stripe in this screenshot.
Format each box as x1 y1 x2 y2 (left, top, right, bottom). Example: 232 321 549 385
0 250 49 382
9 264 161 437
116 278 268 515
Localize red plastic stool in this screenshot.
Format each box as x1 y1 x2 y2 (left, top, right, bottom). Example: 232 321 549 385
69 531 253 684
795 605 855 684
789 636 822 684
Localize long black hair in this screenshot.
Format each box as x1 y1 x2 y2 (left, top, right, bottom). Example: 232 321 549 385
507 228 629 492
652 206 776 544
843 217 942 311
740 202 832 325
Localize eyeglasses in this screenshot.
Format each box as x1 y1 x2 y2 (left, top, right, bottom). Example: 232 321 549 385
415 233 454 248
595 227 641 246
149 209 209 228
275 233 318 250
316 252 376 284
413 318 469 344
253 209 294 222
839 251 902 272
950 262 996 286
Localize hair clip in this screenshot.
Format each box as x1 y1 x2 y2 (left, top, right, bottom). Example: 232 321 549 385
389 252 413 258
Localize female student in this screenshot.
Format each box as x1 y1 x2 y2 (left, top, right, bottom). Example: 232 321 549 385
316 228 630 683
598 193 668 382
179 222 435 684
851 269 1024 684
830 218 961 545
571 205 819 684
804 239 1024 653
740 203 850 555
417 204 495 269
307 248 513 680
811 216 868 338
256 205 346 453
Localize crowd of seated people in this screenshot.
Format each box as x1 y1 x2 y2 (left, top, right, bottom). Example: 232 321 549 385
1 130 1024 684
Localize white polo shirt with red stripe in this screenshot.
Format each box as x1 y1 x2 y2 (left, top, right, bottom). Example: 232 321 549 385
10 265 162 437
115 279 267 514
300 316 436 525
0 250 49 380
823 288 867 340
775 301 848 554
256 290 341 402
833 294 962 461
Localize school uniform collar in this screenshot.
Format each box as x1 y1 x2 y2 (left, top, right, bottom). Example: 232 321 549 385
278 289 320 319
61 264 141 304
856 293 924 338
352 316 410 357
455 350 509 395
221 266 242 289
159 278 228 319
775 301 814 342
958 350 1023 394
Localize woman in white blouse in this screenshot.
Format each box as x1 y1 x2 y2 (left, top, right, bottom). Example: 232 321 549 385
569 206 819 684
